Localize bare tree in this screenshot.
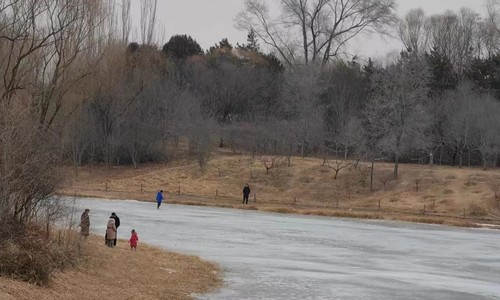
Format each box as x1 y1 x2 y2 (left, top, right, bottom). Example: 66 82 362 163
0 102 61 222
140 0 158 46
236 0 397 67
398 9 430 55
442 82 478 168
471 92 500 169
319 62 367 159
259 155 286 175
121 0 132 44
324 158 353 180
427 9 481 74
365 54 431 179
281 66 323 157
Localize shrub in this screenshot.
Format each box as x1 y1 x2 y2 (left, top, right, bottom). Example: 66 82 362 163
468 202 487 217
0 219 83 285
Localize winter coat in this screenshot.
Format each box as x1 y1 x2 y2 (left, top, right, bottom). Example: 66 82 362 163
80 212 90 236
243 186 251 196
111 214 120 229
129 232 139 247
156 192 164 203
106 218 117 240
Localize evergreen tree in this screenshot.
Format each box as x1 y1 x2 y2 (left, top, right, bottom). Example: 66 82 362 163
162 34 203 61
426 47 458 97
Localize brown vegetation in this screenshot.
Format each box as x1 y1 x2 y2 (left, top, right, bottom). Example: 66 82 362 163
0 235 221 300
59 151 500 227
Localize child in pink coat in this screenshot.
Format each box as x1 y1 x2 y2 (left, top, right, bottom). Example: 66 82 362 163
128 229 139 250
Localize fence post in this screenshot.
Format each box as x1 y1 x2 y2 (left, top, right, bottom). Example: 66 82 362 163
140 183 143 192
378 200 381 211
178 186 181 195
105 182 108 192
254 193 256 203
293 197 296 205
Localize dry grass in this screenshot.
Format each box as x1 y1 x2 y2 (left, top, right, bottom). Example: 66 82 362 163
0 235 221 300
59 151 500 227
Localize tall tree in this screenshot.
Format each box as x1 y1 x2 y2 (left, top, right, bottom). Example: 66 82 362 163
236 0 397 67
140 0 158 45
365 54 431 179
398 9 429 55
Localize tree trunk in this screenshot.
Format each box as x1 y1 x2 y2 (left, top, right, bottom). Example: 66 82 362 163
459 147 463 168
439 145 443 166
370 159 374 192
394 153 399 180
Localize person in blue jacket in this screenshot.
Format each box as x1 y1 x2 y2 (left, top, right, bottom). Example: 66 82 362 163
156 190 164 209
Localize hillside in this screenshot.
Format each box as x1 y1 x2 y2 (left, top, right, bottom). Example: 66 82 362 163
60 151 500 227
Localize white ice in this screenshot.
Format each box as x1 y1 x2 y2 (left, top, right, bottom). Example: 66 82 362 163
73 197 500 300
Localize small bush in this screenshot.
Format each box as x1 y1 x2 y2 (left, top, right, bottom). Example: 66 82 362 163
468 202 487 217
0 219 83 285
443 189 454 195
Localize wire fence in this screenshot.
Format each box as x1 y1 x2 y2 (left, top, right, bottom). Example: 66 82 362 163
66 182 500 226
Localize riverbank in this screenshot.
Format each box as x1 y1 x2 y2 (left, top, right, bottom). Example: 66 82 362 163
59 154 500 228
0 235 221 300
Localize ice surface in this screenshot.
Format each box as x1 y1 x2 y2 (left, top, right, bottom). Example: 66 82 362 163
74 197 500 300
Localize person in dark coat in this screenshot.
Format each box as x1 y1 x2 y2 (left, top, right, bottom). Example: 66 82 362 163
110 212 120 246
242 184 251 204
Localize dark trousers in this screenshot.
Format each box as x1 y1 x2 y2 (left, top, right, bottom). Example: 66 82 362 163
157 201 161 209
243 195 249 204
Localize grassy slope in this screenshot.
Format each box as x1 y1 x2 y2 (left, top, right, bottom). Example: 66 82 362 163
0 235 221 300
60 150 500 227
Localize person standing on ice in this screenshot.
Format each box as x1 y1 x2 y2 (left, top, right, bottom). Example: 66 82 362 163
156 190 164 209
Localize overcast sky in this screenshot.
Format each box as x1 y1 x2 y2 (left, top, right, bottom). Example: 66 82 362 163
130 0 486 59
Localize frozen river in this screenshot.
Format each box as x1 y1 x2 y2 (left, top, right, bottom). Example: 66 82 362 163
75 197 500 300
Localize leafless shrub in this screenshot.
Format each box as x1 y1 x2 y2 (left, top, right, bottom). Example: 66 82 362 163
324 159 353 180
0 220 83 285
415 178 422 192
258 155 286 175
189 135 212 169
0 104 62 223
468 201 487 216
487 180 500 206
355 163 370 187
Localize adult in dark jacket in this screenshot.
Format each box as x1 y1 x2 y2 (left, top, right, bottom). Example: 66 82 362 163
110 212 120 246
242 184 251 204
